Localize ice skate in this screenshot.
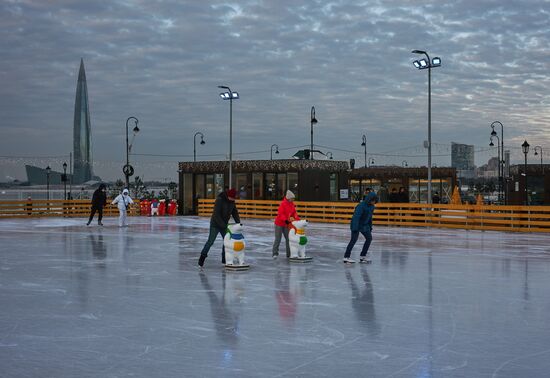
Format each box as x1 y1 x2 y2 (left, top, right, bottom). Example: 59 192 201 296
343 257 356 264
359 256 372 264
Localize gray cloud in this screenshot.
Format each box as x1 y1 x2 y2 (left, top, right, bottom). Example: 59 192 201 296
1 0 549 181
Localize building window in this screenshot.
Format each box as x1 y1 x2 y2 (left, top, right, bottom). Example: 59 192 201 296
350 179 361 201
182 173 193 214
277 173 287 199
288 172 298 199
252 173 263 199
266 173 277 200
330 173 338 201
236 173 248 199
206 174 215 199
214 174 224 196
195 174 205 200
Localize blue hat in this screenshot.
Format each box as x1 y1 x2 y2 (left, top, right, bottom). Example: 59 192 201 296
365 192 378 203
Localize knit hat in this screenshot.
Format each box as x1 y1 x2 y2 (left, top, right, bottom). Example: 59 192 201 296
227 188 237 198
286 190 295 200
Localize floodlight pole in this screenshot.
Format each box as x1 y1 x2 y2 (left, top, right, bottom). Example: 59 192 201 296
412 50 439 204
219 85 236 187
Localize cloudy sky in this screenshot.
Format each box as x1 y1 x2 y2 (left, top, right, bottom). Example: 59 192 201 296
1 0 549 181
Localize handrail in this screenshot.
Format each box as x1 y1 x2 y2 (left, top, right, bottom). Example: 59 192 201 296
197 199 550 233
0 199 140 218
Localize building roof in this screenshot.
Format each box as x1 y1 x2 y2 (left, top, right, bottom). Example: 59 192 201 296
178 159 349 173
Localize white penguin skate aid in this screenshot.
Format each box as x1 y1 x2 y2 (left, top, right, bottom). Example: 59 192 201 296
223 223 250 271
288 220 313 263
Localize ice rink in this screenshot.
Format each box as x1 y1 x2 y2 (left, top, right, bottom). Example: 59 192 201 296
1 216 550 377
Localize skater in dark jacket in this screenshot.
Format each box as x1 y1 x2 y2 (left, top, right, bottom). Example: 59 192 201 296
198 188 241 267
87 184 107 226
343 191 377 264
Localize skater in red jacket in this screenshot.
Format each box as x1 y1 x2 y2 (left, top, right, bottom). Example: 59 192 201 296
272 190 300 259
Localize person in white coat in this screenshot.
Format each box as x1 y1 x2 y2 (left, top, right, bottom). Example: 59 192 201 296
111 188 134 227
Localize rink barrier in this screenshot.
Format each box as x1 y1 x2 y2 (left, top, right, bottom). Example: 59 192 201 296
0 199 140 218
198 199 550 233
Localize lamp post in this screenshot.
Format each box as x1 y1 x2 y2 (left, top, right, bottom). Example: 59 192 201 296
489 135 500 202
194 132 205 162
310 106 318 160
412 50 441 204
124 117 139 189
534 146 543 174
218 85 239 187
270 144 279 160
62 162 67 200
522 140 530 206
45 166 51 200
361 134 367 168
402 160 408 167
490 121 505 203
368 157 375 167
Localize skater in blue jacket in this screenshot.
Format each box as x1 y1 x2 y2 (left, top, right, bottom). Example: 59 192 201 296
343 191 377 264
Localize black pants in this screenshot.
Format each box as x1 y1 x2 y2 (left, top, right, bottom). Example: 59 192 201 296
88 206 103 224
200 224 226 263
344 230 372 258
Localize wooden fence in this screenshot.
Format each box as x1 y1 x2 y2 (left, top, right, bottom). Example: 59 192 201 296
0 200 140 218
198 199 550 233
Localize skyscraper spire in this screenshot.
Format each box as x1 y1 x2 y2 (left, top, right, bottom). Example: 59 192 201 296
73 58 93 184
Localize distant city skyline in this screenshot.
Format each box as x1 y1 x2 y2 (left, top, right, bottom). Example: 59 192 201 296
1 1 549 182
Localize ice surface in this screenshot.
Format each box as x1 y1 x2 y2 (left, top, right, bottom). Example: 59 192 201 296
1 216 550 377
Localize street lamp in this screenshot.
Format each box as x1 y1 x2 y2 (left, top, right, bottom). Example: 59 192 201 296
124 117 139 189
490 121 505 203
361 134 367 168
270 144 279 160
310 106 318 160
412 49 441 204
218 85 239 187
522 140 530 206
62 162 67 200
45 165 51 200
402 160 408 167
194 132 205 162
490 135 501 202
534 146 543 174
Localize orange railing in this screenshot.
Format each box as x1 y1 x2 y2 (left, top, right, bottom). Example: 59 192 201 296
198 199 550 233
0 199 140 218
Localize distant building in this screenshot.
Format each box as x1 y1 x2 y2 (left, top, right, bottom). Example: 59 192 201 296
451 142 475 178
177 159 457 214
73 58 94 184
26 59 100 185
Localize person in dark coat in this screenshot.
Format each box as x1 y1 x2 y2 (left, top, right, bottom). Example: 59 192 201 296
198 188 241 268
87 184 107 226
397 187 409 203
343 192 377 264
388 188 399 203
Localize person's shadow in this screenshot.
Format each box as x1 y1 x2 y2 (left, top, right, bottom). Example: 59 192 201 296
345 268 380 336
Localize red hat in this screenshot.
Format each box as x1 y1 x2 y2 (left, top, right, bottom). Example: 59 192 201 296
227 188 237 198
